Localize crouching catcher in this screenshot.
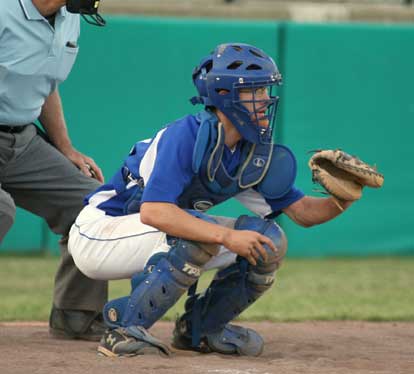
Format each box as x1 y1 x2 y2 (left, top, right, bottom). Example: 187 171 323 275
68 43 382 358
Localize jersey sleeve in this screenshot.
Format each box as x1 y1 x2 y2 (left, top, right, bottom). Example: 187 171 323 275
140 121 197 204
263 186 305 219
234 185 305 219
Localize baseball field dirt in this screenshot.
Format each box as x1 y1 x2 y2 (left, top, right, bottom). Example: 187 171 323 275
2 321 413 374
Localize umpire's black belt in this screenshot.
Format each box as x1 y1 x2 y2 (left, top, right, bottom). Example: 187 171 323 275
0 124 29 133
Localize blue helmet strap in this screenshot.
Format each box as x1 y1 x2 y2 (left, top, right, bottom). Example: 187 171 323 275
207 122 225 182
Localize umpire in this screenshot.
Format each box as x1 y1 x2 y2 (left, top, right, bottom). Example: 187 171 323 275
0 0 107 340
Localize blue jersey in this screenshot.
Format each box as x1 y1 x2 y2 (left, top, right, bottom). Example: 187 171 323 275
86 114 304 218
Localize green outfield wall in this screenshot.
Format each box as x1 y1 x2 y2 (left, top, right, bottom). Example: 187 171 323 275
1 17 413 256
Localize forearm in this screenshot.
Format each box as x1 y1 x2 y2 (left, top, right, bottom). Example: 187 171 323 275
140 202 230 245
38 89 104 181
284 196 353 227
38 89 72 153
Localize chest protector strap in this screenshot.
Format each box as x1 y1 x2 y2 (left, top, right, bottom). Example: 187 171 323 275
192 111 296 198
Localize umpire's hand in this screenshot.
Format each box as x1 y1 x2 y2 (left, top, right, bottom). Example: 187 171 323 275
64 147 104 182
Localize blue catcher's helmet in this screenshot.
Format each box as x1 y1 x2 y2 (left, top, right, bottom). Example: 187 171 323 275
191 43 282 144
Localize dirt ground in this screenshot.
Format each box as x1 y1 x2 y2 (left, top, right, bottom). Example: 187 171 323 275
1 321 413 374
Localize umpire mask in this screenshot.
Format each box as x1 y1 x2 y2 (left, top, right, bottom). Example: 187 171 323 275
66 0 106 27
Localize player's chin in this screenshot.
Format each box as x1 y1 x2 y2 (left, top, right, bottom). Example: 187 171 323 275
257 118 269 128
251 116 269 127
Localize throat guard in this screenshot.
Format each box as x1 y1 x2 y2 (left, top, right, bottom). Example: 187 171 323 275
192 110 296 198
193 110 273 192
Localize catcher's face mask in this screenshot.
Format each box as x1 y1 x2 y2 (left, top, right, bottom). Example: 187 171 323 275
66 0 106 27
190 43 282 145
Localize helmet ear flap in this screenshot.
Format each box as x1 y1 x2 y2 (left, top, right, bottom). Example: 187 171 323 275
192 59 214 105
192 58 213 81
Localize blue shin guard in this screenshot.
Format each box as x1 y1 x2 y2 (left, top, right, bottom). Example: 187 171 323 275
103 238 216 330
174 215 287 355
103 253 168 329
103 296 129 329
122 254 197 328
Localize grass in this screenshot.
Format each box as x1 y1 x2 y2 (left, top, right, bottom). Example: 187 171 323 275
0 254 413 322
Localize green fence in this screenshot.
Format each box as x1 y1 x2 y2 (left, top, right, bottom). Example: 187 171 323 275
1 17 413 256
280 23 414 256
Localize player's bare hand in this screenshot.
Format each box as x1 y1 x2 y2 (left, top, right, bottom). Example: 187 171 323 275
63 148 104 183
222 229 277 266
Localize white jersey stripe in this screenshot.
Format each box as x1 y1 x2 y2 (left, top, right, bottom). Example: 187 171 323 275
139 128 167 185
88 189 118 207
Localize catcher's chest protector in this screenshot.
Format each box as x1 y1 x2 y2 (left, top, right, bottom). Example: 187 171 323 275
177 110 297 211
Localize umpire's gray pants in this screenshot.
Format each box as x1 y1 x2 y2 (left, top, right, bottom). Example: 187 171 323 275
0 125 107 311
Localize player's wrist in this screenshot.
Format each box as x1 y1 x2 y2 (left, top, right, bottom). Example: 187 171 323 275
331 197 352 212
218 227 233 246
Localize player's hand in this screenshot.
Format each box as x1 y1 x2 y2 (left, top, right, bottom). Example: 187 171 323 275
222 229 277 266
63 147 104 183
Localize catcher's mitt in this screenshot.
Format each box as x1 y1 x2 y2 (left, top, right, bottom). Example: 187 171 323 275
308 149 384 202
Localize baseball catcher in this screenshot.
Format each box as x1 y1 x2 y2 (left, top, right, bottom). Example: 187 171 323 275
67 43 384 358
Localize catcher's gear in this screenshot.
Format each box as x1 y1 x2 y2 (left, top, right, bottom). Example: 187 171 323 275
103 235 218 329
308 149 384 202
191 43 282 144
97 326 170 357
173 322 264 357
173 216 286 355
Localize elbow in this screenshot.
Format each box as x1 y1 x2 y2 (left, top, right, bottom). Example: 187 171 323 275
300 222 316 229
299 221 315 228
139 204 158 227
140 212 152 226
140 202 177 231
296 217 316 228
289 212 315 228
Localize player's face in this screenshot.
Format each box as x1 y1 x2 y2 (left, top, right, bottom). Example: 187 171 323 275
238 87 271 127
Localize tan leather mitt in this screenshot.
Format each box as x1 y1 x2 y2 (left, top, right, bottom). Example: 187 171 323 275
308 149 384 201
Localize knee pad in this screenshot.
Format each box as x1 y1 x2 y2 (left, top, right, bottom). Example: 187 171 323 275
235 215 287 267
104 238 215 329
235 215 287 292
